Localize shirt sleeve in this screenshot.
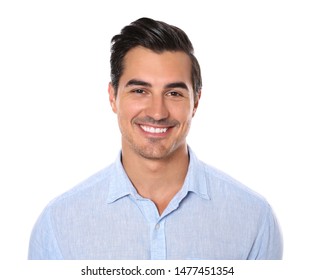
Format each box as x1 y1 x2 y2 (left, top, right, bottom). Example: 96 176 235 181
248 204 283 260
28 206 64 260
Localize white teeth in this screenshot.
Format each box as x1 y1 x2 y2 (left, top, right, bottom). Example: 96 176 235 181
140 125 168 134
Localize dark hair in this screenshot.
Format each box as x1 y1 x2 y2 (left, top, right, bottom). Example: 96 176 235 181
110 17 202 100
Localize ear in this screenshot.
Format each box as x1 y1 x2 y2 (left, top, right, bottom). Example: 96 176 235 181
108 82 117 113
192 90 201 117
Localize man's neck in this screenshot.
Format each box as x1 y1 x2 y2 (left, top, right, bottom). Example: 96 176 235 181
122 146 189 215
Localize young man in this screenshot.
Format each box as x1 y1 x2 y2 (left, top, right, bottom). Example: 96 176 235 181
28 18 283 259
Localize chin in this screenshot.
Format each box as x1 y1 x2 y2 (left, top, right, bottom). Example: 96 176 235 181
137 149 169 160
135 142 181 161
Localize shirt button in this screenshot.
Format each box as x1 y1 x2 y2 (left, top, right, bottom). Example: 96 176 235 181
155 223 160 230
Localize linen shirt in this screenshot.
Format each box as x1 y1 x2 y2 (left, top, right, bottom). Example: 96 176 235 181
28 148 283 260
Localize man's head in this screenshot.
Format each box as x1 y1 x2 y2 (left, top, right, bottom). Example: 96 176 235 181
108 18 202 161
110 17 202 101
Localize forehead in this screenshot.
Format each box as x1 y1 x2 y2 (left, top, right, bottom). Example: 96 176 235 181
120 47 192 87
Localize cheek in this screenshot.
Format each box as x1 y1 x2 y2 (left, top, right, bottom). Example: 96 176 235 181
116 100 143 123
172 104 194 122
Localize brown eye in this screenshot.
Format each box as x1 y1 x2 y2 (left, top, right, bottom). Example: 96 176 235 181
166 91 182 97
132 89 145 94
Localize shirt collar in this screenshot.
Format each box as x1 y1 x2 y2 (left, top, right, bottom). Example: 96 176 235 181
183 146 211 200
106 153 135 203
106 146 210 204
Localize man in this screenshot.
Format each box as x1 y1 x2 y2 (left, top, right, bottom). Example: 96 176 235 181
28 17 283 259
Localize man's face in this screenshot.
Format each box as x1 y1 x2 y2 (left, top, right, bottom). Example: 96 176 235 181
108 46 200 161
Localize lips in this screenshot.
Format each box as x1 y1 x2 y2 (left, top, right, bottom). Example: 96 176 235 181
140 125 168 134
134 117 178 136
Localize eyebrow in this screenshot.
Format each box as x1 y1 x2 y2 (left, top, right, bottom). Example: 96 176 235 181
125 79 151 88
125 79 189 91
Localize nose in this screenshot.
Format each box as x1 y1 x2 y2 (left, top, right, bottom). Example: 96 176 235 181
144 95 169 121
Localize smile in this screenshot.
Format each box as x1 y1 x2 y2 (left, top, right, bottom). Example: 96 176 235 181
140 125 169 134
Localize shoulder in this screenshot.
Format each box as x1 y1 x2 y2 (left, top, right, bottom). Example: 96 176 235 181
28 162 118 259
188 148 269 208
195 157 270 212
45 162 116 211
200 161 283 259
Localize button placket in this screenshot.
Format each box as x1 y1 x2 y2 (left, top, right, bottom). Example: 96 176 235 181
150 219 166 260
133 197 167 260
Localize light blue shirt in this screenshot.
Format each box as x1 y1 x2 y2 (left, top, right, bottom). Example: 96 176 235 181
28 148 283 260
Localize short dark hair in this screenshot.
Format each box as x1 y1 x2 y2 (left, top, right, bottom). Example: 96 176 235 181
110 17 202 100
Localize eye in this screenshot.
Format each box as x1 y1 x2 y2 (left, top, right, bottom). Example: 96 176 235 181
131 89 146 94
166 91 182 97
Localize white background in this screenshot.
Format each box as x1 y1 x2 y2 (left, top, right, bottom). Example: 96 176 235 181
0 0 314 276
